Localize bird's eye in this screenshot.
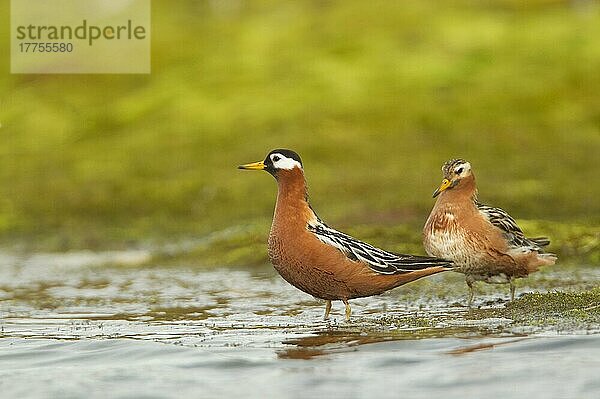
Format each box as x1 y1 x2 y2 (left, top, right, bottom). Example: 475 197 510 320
272 155 280 162
455 167 463 174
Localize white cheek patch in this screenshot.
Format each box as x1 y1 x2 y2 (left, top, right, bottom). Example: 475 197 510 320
271 154 302 170
455 162 471 176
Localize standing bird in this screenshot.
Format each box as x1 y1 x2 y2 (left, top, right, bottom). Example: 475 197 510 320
239 149 453 321
423 159 557 305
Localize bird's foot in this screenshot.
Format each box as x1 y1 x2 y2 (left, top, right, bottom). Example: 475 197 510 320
509 280 516 302
467 282 475 308
324 300 332 320
343 299 351 321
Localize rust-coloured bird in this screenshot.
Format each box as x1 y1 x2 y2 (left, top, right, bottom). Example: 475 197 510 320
239 149 453 321
423 159 557 305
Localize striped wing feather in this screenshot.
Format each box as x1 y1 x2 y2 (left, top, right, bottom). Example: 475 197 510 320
476 202 550 252
307 222 452 275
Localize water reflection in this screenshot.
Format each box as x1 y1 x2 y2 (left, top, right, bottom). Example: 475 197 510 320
1 251 599 399
446 337 529 356
279 331 390 359
277 327 526 360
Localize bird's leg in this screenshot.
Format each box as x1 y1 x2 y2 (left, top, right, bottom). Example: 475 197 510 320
509 279 516 302
466 277 475 307
324 300 332 320
342 299 351 321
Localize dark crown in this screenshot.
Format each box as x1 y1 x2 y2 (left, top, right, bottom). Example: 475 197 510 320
267 149 303 166
442 158 467 175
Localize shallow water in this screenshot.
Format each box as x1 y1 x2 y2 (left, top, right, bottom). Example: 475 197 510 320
1 250 599 398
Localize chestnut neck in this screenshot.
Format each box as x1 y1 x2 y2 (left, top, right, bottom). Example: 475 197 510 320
437 174 478 207
272 167 312 226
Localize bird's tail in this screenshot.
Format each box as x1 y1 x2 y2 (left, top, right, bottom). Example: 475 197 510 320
529 237 551 248
525 236 556 272
390 254 454 272
524 252 557 273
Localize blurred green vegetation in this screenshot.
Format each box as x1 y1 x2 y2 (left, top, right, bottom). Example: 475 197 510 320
160 220 599 267
0 1 599 261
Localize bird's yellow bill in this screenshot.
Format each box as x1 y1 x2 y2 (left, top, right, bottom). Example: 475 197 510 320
433 178 451 198
238 161 265 170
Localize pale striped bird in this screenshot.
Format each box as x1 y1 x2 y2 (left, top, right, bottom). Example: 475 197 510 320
423 159 557 305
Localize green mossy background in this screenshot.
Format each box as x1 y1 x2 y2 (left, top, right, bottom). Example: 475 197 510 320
0 1 599 265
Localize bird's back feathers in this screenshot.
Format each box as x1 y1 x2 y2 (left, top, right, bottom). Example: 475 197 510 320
308 220 453 275
476 202 553 254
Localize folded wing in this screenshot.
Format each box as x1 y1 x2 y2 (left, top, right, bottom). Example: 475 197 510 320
476 202 551 253
307 221 453 275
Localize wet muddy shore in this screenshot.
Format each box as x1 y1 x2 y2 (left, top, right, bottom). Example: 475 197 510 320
1 250 599 398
